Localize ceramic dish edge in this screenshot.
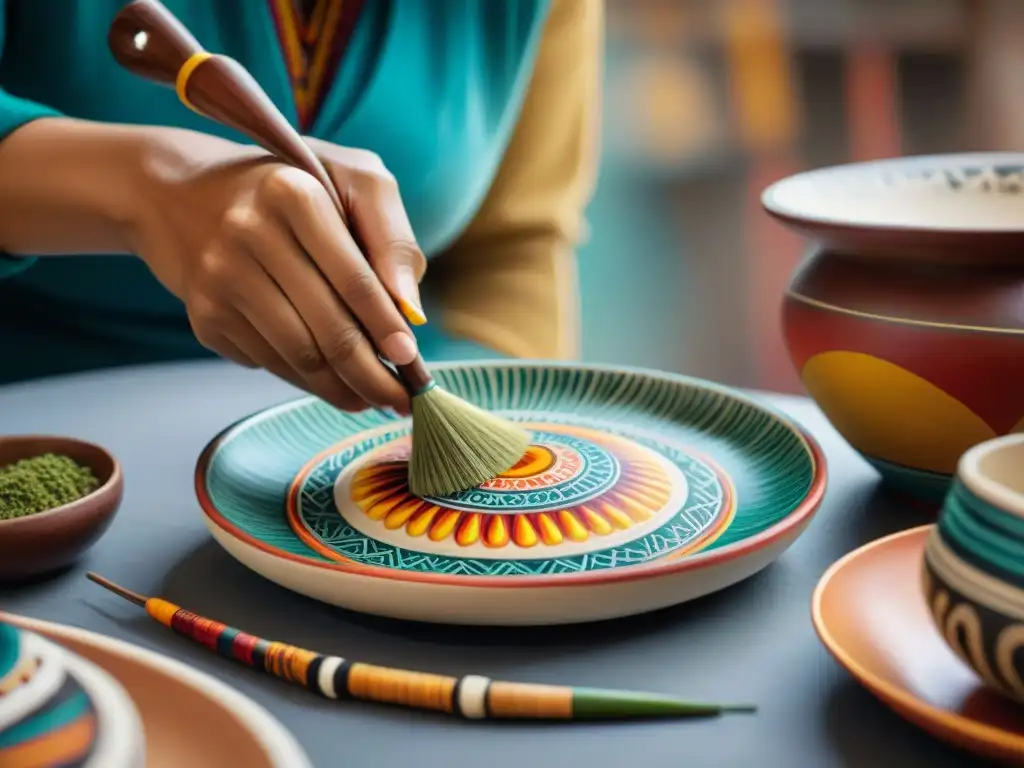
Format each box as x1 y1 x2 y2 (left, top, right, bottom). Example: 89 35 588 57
0 613 312 768
810 525 1024 758
40 633 146 768
202 512 816 625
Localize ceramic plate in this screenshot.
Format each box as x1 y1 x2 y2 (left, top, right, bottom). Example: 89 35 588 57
762 153 1024 262
196 362 825 625
0 614 311 768
0 622 145 767
812 526 1024 765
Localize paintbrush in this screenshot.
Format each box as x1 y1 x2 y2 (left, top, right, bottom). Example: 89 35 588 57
105 0 529 497
86 573 756 722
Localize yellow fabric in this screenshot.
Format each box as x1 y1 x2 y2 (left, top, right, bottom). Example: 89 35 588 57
429 0 602 360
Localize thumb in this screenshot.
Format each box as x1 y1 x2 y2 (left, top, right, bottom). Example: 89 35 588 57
375 241 427 327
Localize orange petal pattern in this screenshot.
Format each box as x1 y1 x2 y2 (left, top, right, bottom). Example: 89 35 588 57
350 432 673 550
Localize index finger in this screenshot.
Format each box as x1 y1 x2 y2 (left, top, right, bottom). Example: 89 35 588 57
342 168 427 325
266 169 420 368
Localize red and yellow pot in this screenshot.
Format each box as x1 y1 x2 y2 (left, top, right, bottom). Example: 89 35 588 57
764 154 1024 502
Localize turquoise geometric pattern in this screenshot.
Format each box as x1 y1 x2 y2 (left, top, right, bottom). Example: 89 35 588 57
198 362 821 582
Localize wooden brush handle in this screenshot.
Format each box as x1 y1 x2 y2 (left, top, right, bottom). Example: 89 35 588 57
107 0 199 84
108 0 431 394
108 0 341 213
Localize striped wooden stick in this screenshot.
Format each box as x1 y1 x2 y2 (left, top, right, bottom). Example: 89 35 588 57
86 573 756 721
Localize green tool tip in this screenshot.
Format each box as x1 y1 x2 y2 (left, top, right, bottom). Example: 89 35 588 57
570 687 758 720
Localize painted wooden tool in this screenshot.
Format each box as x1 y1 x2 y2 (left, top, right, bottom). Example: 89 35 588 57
106 0 531 499
86 573 756 721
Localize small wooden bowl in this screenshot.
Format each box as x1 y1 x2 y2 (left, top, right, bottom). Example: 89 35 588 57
922 434 1024 704
0 435 123 583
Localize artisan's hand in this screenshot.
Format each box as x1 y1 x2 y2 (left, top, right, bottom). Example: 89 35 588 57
306 137 427 327
131 131 425 413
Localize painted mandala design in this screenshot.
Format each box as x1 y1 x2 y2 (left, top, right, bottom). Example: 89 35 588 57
350 431 635 548
287 422 735 576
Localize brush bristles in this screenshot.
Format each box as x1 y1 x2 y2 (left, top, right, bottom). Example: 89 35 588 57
408 386 530 498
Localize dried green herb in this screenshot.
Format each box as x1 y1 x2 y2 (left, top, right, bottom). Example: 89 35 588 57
0 454 100 520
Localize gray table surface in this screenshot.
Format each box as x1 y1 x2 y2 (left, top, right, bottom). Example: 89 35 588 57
0 361 998 768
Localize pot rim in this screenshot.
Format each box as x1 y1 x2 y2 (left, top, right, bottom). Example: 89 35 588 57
957 434 1024 518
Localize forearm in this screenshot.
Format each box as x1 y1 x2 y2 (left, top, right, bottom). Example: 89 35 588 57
0 116 244 258
0 117 155 256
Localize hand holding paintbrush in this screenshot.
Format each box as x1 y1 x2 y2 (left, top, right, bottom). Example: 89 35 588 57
107 0 529 496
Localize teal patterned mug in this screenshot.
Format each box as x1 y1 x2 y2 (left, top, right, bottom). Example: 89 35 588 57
922 434 1024 703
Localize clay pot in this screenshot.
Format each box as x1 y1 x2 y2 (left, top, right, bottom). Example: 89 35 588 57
0 436 123 582
764 154 1024 502
922 434 1024 704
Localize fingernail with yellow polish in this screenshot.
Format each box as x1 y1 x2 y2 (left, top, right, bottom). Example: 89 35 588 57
398 298 427 326
395 267 426 325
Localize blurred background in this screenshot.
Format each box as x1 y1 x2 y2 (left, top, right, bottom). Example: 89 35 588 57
578 0 1019 393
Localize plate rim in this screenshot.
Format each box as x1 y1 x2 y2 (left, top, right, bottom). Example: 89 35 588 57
762 152 1024 234
39 632 145 768
195 360 827 589
810 524 1024 754
0 613 312 768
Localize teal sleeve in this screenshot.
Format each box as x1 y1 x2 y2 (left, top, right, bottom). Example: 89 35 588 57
0 2 63 278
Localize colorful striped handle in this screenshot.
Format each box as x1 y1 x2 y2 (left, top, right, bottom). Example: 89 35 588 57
87 573 756 721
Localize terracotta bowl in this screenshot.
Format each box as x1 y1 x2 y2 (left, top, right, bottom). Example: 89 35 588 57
0 436 123 583
764 153 1024 502
922 434 1024 704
